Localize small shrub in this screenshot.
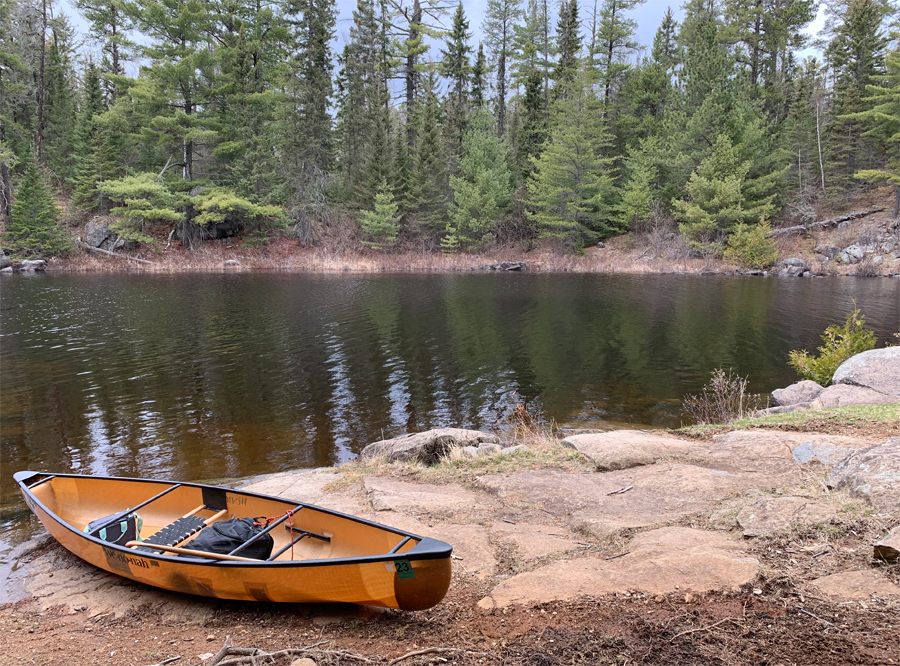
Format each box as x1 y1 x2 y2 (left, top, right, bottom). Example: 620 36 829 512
788 309 877 385
723 222 779 269
682 368 761 425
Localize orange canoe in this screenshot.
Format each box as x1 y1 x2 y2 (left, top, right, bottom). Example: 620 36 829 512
14 471 452 610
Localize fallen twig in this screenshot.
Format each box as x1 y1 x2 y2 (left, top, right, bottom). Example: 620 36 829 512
605 551 630 560
798 607 835 627
670 617 740 641
80 242 156 265
607 485 633 496
144 657 181 666
389 648 488 665
766 207 884 237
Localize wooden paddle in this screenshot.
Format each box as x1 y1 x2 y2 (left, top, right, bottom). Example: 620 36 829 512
124 541 257 562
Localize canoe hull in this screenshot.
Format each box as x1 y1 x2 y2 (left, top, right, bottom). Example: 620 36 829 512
16 471 452 610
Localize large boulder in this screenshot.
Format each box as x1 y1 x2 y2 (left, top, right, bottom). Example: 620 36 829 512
811 383 899 408
0 248 10 270
839 245 866 264
82 218 112 248
874 526 900 562
560 430 698 471
358 428 500 465
827 437 900 514
832 347 900 397
770 380 825 407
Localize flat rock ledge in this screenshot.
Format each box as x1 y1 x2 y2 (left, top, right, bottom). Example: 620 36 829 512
358 428 500 465
736 496 837 537
478 527 758 609
827 437 900 514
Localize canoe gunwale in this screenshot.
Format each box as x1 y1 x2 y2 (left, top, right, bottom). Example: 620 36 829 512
14 470 452 569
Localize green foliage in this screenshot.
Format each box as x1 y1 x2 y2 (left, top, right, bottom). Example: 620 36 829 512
3 153 71 258
788 309 877 385
722 222 779 269
449 110 514 247
193 190 285 232
673 134 749 250
102 173 186 243
527 75 618 245
359 180 400 248
618 138 658 230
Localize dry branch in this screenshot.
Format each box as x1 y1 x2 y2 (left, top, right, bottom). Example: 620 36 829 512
766 208 884 237
80 242 156 264
670 617 741 641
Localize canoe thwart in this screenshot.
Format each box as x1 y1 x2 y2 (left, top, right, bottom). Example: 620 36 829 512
125 540 257 562
88 483 183 538
266 526 331 561
228 505 303 557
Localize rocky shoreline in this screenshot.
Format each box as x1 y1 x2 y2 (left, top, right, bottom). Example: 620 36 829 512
2 351 898 665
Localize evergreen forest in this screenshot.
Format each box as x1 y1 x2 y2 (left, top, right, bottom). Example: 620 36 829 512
0 0 898 260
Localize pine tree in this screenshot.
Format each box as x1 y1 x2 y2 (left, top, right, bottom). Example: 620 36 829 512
592 0 644 104
781 57 826 197
449 109 514 246
74 0 133 98
4 151 70 258
360 179 401 248
356 105 393 208
618 137 659 230
441 2 472 158
514 67 547 178
552 0 581 99
483 0 521 136
651 7 680 72
42 23 77 178
391 120 413 215
527 72 617 244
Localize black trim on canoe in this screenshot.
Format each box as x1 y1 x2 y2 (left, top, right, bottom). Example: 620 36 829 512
14 470 452 568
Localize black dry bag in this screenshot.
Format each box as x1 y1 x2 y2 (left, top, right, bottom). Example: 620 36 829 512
187 518 274 560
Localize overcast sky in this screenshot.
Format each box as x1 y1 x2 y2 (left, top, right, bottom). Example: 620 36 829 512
60 0 826 75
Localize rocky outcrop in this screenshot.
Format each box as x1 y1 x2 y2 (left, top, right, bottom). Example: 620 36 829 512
776 258 810 277
0 248 10 270
736 496 837 537
839 245 866 265
832 347 900 397
17 259 47 271
358 428 500 465
481 261 527 271
83 218 112 248
827 437 900 514
477 527 758 608
770 380 825 407
560 430 698 471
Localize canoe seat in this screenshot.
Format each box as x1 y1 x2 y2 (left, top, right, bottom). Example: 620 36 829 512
138 515 208 550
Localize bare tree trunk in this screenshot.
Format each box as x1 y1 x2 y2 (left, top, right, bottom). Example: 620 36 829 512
815 96 825 193
35 0 47 159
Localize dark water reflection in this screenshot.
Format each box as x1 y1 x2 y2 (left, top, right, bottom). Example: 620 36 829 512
1 273 898 551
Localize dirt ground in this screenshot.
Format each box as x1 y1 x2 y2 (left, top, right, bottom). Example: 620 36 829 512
2 530 897 666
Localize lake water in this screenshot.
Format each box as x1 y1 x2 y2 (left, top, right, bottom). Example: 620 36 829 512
1 272 898 554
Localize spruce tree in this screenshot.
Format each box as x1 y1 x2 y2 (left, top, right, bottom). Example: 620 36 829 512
593 0 644 104
514 68 547 178
471 44 487 107
527 72 617 244
448 109 514 246
42 24 77 179
71 62 109 210
552 0 581 99
846 44 900 216
75 0 133 99
4 152 70 258
360 179 401 248
409 73 450 235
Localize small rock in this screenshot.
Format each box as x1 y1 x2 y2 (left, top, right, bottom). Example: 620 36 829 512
872 255 883 266
0 248 10 270
290 659 318 666
0 266 12 273
359 428 500 465
482 261 527 271
224 259 241 267
500 445 525 455
596 242 605 249
815 245 840 260
18 259 47 271
839 245 866 264
476 443 503 457
207 635 216 641
873 527 900 563
770 380 825 407
198 654 215 662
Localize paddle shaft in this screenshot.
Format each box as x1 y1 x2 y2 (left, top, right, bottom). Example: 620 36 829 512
125 541 256 562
